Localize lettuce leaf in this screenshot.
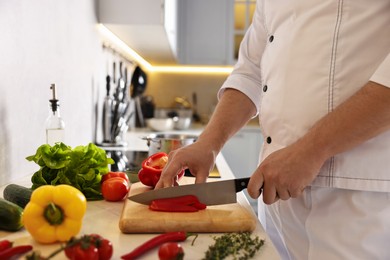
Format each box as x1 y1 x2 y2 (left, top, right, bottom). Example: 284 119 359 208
27 142 114 200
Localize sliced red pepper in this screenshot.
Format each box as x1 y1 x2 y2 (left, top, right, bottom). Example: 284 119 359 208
149 195 207 212
150 201 199 212
138 152 184 187
121 231 197 260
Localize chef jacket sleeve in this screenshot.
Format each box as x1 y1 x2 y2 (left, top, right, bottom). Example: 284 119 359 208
218 1 266 115
370 52 390 88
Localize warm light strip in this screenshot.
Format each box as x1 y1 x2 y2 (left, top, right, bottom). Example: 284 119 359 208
151 65 233 74
98 24 233 74
98 24 153 70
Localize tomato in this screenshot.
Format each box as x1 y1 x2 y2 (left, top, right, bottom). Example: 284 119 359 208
71 245 99 260
93 236 113 260
102 171 129 184
101 177 130 201
158 242 184 260
65 243 99 260
65 234 113 260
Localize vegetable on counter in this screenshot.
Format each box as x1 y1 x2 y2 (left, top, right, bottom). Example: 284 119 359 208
0 244 33 260
0 198 24 231
26 142 114 200
65 234 113 260
149 195 207 212
203 232 265 260
158 242 184 260
26 234 113 260
3 183 33 208
121 231 197 260
101 171 129 183
22 184 87 244
138 152 184 188
101 177 130 202
0 240 13 252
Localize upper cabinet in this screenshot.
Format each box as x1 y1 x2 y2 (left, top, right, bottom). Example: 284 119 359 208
98 0 254 66
175 0 234 65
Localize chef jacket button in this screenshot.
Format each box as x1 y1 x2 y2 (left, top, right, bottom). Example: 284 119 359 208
266 136 272 144
263 85 268 92
269 35 274 42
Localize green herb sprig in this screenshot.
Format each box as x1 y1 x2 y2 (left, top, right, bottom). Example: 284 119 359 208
203 232 265 260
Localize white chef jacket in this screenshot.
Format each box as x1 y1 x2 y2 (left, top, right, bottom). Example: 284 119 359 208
220 0 390 193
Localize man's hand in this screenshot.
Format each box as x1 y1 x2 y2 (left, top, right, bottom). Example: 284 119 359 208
247 141 325 204
154 140 217 189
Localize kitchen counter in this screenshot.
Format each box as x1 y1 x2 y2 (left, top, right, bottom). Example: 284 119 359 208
0 132 279 259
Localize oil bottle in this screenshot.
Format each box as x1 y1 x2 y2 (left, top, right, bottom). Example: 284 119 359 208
46 84 65 145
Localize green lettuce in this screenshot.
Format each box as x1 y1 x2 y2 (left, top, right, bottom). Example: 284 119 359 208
27 142 114 200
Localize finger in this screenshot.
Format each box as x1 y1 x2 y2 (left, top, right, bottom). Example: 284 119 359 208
247 171 264 199
155 162 184 189
262 183 278 205
276 189 291 200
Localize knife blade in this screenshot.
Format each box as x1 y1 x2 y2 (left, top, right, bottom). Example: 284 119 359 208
128 178 250 206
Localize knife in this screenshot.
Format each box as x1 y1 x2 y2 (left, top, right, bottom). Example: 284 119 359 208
128 178 250 206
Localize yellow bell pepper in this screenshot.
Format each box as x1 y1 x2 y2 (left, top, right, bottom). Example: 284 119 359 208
22 184 87 244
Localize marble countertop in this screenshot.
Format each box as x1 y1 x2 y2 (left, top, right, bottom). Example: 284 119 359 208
0 131 279 260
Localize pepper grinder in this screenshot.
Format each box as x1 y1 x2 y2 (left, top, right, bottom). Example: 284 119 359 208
46 84 65 145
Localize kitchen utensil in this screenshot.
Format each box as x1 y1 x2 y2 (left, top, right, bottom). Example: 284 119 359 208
142 133 197 155
173 117 192 130
146 118 175 131
102 75 113 142
192 92 201 122
119 177 256 233
129 177 249 206
131 66 147 98
131 66 147 127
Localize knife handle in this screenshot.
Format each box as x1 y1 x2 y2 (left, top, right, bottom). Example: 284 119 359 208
235 178 250 192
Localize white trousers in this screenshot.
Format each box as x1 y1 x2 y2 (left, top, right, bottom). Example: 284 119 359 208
259 186 390 260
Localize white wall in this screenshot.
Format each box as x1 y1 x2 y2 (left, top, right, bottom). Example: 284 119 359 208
0 0 231 186
0 0 105 184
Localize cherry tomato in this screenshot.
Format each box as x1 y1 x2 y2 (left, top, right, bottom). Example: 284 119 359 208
96 237 114 260
158 242 184 260
102 177 130 201
65 243 99 260
71 245 99 260
102 171 129 183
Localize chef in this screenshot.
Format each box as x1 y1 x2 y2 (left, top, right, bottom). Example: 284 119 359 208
156 1 390 259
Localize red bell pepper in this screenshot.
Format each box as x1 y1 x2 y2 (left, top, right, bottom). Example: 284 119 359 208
138 152 184 187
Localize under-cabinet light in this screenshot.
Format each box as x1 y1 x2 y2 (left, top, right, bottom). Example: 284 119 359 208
97 24 233 74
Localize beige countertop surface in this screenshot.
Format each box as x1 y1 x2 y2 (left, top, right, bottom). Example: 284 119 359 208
0 131 279 260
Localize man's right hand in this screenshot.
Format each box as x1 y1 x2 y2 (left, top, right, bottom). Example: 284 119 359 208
154 140 217 189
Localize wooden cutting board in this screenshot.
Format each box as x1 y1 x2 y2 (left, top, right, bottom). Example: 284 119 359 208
119 177 257 233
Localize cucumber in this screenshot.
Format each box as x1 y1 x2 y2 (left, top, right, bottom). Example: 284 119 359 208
3 184 33 208
0 198 23 231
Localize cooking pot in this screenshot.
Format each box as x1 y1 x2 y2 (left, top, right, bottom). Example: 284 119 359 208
142 133 197 155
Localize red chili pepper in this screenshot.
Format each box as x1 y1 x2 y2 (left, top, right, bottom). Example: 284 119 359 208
149 195 207 212
0 240 13 252
138 152 184 187
121 231 197 260
0 245 33 260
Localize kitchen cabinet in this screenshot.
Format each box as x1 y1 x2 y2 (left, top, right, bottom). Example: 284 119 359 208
175 0 234 65
98 0 235 65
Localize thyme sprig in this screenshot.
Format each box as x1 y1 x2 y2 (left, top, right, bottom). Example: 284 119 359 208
203 232 265 260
